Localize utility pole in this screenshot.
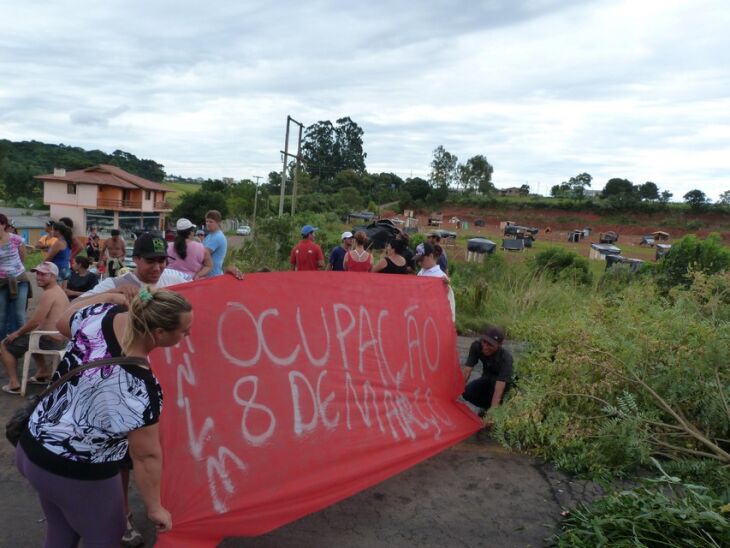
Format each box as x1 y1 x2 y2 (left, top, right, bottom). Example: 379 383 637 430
291 123 304 216
252 177 261 236
278 115 305 217
278 119 291 217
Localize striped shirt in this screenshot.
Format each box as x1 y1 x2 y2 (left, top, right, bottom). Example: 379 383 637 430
0 234 25 278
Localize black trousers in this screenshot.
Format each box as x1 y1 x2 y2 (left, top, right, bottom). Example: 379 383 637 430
463 377 507 410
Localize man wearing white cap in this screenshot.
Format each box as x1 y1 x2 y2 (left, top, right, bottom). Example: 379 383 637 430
1 262 69 394
327 231 354 271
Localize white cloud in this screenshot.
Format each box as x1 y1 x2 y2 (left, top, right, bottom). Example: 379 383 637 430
0 0 728 200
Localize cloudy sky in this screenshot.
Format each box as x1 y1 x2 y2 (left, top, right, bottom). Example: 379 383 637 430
1 0 729 200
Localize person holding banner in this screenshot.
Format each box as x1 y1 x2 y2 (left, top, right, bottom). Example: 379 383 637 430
461 325 513 428
15 287 193 546
203 210 228 277
417 243 455 321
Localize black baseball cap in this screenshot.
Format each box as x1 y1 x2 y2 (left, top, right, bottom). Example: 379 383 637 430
480 325 505 346
133 233 168 259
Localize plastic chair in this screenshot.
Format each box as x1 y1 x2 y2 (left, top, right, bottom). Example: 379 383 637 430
20 330 67 396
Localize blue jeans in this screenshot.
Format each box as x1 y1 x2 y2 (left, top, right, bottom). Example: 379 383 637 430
0 281 29 340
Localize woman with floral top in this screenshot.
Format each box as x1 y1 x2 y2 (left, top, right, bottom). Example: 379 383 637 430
15 287 193 545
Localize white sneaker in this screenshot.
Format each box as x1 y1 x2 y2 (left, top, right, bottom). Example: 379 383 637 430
121 513 144 547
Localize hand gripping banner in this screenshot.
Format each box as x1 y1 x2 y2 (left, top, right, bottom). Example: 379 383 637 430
153 272 481 547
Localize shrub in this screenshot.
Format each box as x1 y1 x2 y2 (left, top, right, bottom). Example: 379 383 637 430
597 264 634 294
408 232 425 250
655 233 730 292
553 461 730 547
531 247 593 285
491 281 730 477
686 219 704 230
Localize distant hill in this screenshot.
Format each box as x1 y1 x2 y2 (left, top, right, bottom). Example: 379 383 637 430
0 139 166 203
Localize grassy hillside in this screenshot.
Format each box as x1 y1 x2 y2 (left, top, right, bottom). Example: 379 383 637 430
162 181 202 207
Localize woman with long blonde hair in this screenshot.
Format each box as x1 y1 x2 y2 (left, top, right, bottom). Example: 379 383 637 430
15 287 192 545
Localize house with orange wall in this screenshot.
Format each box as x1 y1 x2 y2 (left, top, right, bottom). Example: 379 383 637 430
35 164 172 235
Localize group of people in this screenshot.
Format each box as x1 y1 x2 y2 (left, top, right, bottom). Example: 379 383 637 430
290 224 450 276
289 224 455 319
290 222 512 424
2 212 513 547
1 208 247 546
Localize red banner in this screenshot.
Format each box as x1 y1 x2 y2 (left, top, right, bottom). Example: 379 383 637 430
152 272 481 547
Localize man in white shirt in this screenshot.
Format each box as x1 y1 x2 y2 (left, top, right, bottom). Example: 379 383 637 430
77 233 189 301
417 243 455 322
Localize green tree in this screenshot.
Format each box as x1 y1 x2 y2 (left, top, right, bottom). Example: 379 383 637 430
683 189 710 211
301 120 336 179
603 178 635 196
0 139 167 203
638 181 659 201
659 190 673 203
265 171 282 194
226 180 258 220
568 172 592 198
369 172 404 203
718 190 730 205
457 155 494 194
519 184 530 196
334 116 366 173
429 145 458 189
603 178 638 206
301 117 366 180
110 149 165 181
550 184 566 198
172 190 228 225
403 177 430 201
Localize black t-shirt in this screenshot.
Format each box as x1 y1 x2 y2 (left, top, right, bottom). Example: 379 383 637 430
329 246 347 271
464 340 513 382
401 246 415 270
67 271 99 298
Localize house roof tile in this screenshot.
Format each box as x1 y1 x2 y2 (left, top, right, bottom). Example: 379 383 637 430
34 164 169 192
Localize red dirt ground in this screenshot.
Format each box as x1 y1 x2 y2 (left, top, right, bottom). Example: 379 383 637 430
383 206 730 243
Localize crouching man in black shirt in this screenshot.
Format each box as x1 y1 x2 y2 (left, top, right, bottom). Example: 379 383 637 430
462 325 513 427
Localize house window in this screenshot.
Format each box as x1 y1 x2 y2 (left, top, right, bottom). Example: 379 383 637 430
67 183 76 195
145 191 152 200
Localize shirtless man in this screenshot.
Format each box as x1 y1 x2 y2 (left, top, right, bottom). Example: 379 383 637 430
1 262 69 394
101 229 126 278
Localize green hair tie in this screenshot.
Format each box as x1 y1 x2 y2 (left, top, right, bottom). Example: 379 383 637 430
139 287 153 303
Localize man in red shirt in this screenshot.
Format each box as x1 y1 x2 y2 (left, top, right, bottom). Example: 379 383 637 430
290 225 325 271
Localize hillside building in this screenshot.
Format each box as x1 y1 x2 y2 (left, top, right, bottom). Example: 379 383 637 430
35 165 172 234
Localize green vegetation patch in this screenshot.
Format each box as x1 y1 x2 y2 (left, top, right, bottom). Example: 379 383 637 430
554 461 729 547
